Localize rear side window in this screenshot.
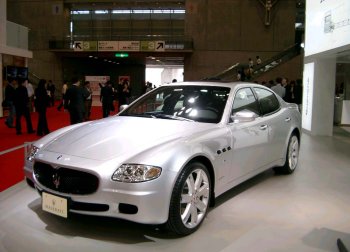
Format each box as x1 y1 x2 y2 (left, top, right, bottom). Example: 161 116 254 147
254 87 280 115
232 88 260 115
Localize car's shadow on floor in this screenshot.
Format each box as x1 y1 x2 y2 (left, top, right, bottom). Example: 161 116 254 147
28 197 179 243
212 169 276 208
27 169 278 243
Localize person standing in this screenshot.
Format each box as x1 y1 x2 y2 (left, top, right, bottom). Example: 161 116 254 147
34 79 50 136
100 80 114 118
284 80 296 103
4 78 16 128
64 77 85 124
57 80 68 111
47 80 56 107
294 79 303 111
14 79 35 135
256 56 262 65
25 79 35 112
282 77 289 88
271 77 286 98
118 79 131 105
248 58 254 68
82 81 93 120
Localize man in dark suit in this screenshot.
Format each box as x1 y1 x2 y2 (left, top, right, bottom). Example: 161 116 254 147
14 79 35 135
100 80 114 118
64 77 85 124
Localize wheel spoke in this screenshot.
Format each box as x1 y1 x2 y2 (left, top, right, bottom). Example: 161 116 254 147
197 184 209 198
195 199 207 212
194 170 203 190
189 204 198 226
187 174 195 193
181 194 191 204
181 203 192 223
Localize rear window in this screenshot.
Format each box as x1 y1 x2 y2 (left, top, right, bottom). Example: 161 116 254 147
254 87 280 115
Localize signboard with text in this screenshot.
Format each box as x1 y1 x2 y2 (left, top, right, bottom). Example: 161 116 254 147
74 41 165 52
118 41 140 51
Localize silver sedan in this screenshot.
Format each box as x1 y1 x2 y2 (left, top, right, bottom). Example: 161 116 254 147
24 81 301 235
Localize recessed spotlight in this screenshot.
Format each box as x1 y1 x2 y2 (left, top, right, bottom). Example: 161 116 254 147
89 55 93 58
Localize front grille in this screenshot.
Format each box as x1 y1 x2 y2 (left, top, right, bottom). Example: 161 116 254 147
34 162 99 195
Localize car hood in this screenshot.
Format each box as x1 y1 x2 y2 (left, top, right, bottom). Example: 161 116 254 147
44 116 212 161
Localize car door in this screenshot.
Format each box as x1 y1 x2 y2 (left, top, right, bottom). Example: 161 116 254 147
227 87 270 183
253 87 291 164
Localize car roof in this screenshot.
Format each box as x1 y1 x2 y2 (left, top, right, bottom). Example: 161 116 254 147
161 81 265 89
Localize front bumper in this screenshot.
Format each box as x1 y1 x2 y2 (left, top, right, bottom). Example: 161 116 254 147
33 175 175 224
24 152 178 225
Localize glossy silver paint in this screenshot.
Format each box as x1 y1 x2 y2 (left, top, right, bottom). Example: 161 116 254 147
24 82 301 230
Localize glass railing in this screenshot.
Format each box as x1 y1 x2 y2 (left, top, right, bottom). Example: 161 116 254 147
6 21 29 50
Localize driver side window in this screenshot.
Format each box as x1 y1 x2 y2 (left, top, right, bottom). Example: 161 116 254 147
232 88 260 115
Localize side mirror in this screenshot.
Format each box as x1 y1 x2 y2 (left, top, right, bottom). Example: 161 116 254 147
119 104 129 112
231 110 258 123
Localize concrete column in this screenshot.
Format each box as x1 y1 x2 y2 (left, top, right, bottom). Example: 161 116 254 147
344 64 350 100
302 58 336 136
340 64 350 124
0 0 5 117
0 0 6 45
0 54 3 118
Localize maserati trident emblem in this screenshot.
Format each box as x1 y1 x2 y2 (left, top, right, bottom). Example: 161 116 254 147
57 155 63 160
52 173 60 189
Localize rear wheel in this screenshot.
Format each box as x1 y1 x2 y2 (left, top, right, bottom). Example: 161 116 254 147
167 162 211 235
274 134 299 174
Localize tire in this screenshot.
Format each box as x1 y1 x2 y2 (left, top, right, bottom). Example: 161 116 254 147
274 134 299 174
166 162 211 235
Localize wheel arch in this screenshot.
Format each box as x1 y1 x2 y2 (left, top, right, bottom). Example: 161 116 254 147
291 127 301 142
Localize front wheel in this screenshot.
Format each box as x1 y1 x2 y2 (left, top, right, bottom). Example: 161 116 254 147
274 134 299 174
166 162 211 235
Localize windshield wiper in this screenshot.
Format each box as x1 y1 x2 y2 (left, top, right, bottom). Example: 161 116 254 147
125 112 194 122
152 113 194 122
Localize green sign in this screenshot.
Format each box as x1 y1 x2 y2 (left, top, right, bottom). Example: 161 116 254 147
115 52 129 58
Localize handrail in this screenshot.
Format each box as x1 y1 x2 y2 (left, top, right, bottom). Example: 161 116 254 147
203 43 302 81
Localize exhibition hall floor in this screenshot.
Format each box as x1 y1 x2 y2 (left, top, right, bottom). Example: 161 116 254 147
1 128 350 252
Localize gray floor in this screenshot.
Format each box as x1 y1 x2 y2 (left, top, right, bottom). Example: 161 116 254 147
1 128 350 252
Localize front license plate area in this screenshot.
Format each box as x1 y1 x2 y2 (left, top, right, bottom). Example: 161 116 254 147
42 192 68 218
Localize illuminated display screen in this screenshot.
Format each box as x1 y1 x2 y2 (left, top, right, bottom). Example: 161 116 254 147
305 0 350 56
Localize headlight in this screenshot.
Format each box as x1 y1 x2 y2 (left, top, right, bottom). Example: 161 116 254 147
112 164 162 183
26 145 39 162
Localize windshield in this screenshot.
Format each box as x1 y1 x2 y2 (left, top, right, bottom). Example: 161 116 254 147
119 85 230 123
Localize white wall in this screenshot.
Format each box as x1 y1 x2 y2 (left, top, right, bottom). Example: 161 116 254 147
304 0 350 135
146 66 184 87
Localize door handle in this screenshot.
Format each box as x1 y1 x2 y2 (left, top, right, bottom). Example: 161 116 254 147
260 125 268 130
285 117 291 122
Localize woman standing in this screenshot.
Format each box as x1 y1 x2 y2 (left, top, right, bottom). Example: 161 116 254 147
34 79 50 136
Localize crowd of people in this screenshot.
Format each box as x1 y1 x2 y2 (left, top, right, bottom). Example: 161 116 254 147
3 78 36 135
3 78 51 135
259 77 303 107
2 77 134 136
